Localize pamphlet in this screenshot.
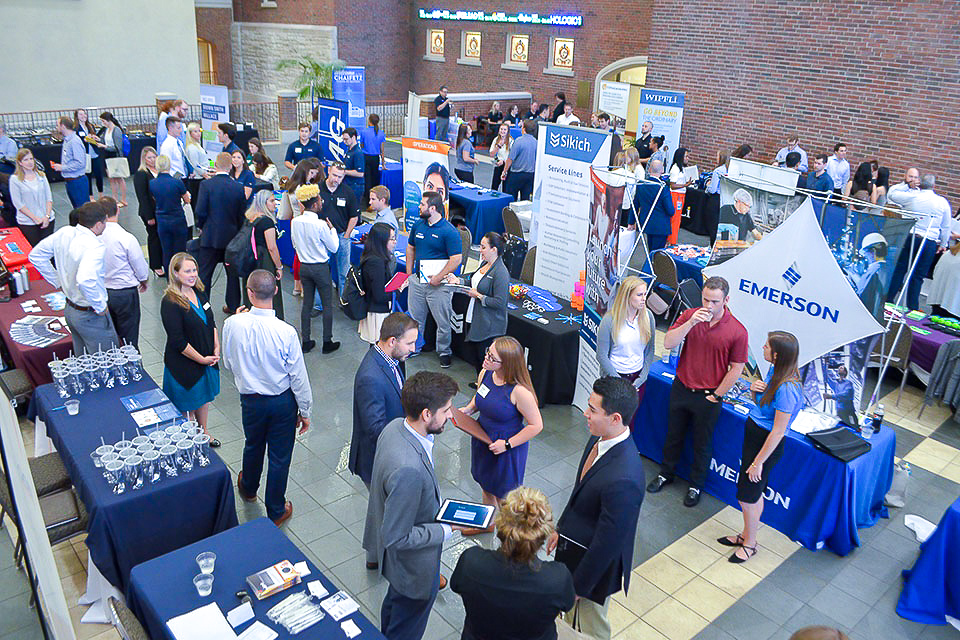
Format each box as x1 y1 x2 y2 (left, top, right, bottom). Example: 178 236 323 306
245 560 301 600
384 272 409 292
418 259 446 284
166 603 237 640
121 389 170 411
320 591 359 621
130 403 181 428
683 165 699 183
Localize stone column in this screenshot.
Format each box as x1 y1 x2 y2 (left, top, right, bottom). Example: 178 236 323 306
277 90 300 144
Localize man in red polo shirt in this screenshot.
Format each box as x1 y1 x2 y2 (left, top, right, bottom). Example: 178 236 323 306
647 276 748 507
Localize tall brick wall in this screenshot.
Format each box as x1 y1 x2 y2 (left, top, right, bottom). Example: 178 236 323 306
232 0 334 25
333 0 414 102
196 7 235 89
645 1 960 204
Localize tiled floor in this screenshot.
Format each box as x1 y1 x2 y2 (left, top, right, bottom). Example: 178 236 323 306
2 142 959 639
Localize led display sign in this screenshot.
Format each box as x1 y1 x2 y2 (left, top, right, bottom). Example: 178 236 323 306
418 9 583 27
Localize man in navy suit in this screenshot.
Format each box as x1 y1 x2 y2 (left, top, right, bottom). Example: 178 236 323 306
633 158 675 252
351 313 419 567
195 152 246 314
548 376 644 640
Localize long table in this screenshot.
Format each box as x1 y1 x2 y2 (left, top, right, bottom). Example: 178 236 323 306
0 280 73 386
449 184 513 239
128 518 386 640
633 362 895 555
32 377 238 596
904 316 956 374
897 497 960 625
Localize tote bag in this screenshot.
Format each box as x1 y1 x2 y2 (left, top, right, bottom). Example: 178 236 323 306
105 157 130 179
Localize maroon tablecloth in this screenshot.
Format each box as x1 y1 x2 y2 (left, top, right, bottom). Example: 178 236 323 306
0 281 72 386
905 317 956 373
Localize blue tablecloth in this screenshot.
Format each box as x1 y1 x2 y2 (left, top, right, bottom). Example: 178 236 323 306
127 518 385 640
449 184 514 239
510 124 522 139
633 362 895 555
381 160 403 209
33 379 238 590
897 497 960 625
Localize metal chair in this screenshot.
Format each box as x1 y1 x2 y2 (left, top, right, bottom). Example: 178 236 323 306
650 251 680 319
0 368 33 408
502 206 525 238
867 322 914 406
520 246 537 285
108 596 151 640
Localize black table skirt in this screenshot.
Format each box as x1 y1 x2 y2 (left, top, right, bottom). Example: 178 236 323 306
680 188 720 243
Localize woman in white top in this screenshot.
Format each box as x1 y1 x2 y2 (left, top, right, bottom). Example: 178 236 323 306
252 151 279 189
595 276 656 401
279 158 324 296
184 122 210 179
668 147 695 193
489 122 512 192
9 148 54 247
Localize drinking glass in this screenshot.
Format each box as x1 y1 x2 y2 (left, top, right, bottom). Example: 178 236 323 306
176 439 195 472
142 450 162 484
196 552 216 574
112 356 129 386
159 444 179 477
83 362 101 391
131 435 150 448
124 353 144 382
105 460 125 494
124 455 144 490
193 574 214 597
192 434 211 467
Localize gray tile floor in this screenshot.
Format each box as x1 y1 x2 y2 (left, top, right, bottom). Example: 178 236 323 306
2 141 958 639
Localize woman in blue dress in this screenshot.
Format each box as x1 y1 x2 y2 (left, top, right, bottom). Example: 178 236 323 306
454 336 543 533
160 252 221 446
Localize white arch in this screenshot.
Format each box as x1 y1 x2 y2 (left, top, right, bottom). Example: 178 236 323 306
592 55 649 111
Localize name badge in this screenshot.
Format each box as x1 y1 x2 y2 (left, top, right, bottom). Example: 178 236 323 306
295 147 302 153
202 302 211 310
476 384 490 398
337 198 346 207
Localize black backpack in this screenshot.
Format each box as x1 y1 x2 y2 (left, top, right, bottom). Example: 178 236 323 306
339 263 368 320
224 220 258 278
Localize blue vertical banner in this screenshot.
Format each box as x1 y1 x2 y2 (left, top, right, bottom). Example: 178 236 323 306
637 89 685 163
332 66 367 130
314 98 349 163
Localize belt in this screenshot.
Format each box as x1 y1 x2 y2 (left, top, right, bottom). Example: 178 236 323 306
107 285 139 292
65 299 93 312
678 380 715 394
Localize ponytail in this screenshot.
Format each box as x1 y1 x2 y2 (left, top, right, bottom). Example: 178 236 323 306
369 114 380 136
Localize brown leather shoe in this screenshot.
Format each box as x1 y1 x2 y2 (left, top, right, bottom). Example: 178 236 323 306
273 502 293 527
237 472 256 503
365 561 378 570
438 574 447 590
222 305 234 315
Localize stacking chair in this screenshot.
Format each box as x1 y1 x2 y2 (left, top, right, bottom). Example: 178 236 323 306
648 251 680 318
0 368 33 410
109 596 151 640
502 206 525 238
520 246 537 285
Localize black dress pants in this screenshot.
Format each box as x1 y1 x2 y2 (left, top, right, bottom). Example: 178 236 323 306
196 246 242 312
660 380 722 488
106 286 141 349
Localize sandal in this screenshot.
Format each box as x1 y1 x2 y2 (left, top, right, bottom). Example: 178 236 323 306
717 534 744 547
729 545 758 564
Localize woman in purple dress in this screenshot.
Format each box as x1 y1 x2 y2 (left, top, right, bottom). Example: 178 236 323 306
454 336 543 533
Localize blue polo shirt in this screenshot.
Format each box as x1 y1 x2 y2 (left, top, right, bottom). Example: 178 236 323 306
360 126 386 156
507 133 537 173
343 143 364 192
808 171 834 195
748 368 804 430
232 167 258 204
409 217 461 273
285 139 322 165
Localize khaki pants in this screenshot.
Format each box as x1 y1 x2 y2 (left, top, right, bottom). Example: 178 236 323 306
563 597 611 640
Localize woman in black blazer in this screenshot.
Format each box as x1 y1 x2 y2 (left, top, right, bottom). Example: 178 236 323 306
134 146 164 276
446 231 510 371
358 222 397 343
160 252 221 447
451 486 575 640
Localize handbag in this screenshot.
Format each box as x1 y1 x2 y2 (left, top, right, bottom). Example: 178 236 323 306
339 264 369 321
182 202 195 228
105 157 130 179
555 607 594 640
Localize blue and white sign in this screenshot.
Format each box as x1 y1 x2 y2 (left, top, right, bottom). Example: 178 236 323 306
199 84 230 132
332 67 367 130
638 88 685 163
314 98 349 163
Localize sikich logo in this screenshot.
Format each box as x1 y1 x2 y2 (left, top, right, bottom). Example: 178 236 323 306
548 132 592 152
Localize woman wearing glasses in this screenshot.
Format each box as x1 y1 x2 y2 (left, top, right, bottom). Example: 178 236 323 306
454 336 543 534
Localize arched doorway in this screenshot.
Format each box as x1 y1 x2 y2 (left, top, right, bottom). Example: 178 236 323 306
593 56 647 137
197 38 218 84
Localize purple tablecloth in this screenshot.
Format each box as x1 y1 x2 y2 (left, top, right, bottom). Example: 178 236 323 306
905 317 955 372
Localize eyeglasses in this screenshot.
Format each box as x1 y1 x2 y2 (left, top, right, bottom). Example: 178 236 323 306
484 348 502 365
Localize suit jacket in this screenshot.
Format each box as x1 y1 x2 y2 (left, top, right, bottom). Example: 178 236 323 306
633 179 675 237
556 434 644 604
464 256 510 342
350 346 404 484
195 173 246 249
362 418 446 600
160 290 218 389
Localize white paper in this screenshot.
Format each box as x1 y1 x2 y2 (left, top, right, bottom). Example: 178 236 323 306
418 259 446 283
790 409 838 435
341 620 362 638
166 603 238 640
904 515 937 543
237 621 278 640
683 165 699 183
226 601 254 628
307 580 329 599
293 561 310 577
320 591 359 621
130 407 161 428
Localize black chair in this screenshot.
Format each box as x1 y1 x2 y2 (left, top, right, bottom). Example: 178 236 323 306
109 596 151 640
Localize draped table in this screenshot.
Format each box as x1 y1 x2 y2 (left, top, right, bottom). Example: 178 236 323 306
896 497 960 625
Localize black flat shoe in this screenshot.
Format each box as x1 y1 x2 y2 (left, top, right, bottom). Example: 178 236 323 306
717 534 744 547
209 438 221 448
729 545 758 564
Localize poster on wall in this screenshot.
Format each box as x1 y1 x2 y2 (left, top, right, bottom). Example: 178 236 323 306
401 137 451 230
313 98 349 163
199 84 229 132
598 80 630 121
332 67 367 131
573 168 625 410
637 89 684 162
531 122 612 298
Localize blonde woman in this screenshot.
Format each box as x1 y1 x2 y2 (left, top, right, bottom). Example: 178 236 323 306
451 487 575 639
243 190 284 318
619 147 645 229
596 276 656 402
9 149 54 246
160 252 221 446
184 122 210 179
134 146 164 275
489 122 512 191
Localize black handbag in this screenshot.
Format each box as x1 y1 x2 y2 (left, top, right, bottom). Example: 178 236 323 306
805 426 871 462
339 264 368 321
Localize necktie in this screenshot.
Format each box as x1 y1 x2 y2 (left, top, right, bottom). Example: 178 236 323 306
579 441 600 482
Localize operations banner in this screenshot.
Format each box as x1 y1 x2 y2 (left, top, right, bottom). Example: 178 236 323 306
531 123 612 298
314 98 349 163
401 137 451 230
573 168 625 410
637 89 684 162
332 66 367 130
199 84 229 132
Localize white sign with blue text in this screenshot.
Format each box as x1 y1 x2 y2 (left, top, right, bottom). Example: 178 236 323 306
637 89 684 162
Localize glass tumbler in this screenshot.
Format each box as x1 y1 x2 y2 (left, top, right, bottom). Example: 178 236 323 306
176 439 195 472
192 434 211 467
131 435 151 448
105 459 125 494
142 450 162 484
159 444 179 477
124 455 144 490
83 361 101 391
125 353 144 382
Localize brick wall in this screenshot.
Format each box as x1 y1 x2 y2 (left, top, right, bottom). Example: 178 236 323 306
645 1 960 204
196 7 235 89
333 0 414 102
232 0 334 25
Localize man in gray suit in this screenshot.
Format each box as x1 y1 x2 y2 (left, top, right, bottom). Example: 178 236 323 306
363 371 460 640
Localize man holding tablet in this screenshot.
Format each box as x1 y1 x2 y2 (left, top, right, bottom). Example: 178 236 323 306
363 371 460 640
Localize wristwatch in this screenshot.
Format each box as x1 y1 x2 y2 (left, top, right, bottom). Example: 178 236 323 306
504 440 513 451
706 390 719 401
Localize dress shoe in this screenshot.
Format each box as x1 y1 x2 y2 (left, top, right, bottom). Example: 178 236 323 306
322 340 341 354
272 501 293 526
237 471 256 503
209 438 221 448
728 545 757 564
438 574 447 590
365 561 378 570
646 475 672 493
302 340 316 353
683 487 701 507
439 354 452 368
222 305 234 315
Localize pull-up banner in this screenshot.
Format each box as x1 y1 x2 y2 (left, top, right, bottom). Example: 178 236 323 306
401 137 451 231
637 89 684 162
332 66 367 130
314 98 349 163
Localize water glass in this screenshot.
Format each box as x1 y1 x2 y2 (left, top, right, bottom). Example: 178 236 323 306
125 353 144 382
142 450 162 484
124 455 144 490
193 573 214 597
159 444 179 477
83 361 101 391
136 443 154 456
196 552 216 574
177 439 195 472
112 356 129 386
105 460 125 494
192 434 211 467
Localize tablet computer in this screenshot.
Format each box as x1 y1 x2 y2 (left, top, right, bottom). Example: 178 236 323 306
436 499 495 529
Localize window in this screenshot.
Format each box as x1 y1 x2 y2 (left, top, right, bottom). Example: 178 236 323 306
457 31 482 67
197 38 218 85
501 34 529 72
424 28 445 62
544 37 575 77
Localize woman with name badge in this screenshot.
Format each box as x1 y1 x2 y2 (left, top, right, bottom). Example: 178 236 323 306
718 330 803 563
596 276 656 406
454 336 543 534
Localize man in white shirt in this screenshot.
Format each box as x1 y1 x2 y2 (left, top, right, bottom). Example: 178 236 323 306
773 134 808 173
825 142 850 195
222 269 313 526
100 197 149 349
290 184 340 354
370 185 399 231
886 174 954 311
886 167 921 207
29 201 118 353
556 103 581 126
158 117 188 178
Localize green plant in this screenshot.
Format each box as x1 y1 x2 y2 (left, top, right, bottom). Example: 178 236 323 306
275 56 344 99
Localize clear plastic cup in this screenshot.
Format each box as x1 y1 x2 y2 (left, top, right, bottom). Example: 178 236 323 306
131 435 151 448
142 449 162 484
159 445 179 477
196 551 216 574
177 439 195 472
105 460 125 494
136 443 154 456
64 399 80 416
117 447 137 461
193 573 214 596
114 439 133 451
164 425 183 437
124 455 144 490
192 434 211 467
99 452 120 477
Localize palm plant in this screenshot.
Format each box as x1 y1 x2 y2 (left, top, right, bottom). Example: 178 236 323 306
275 56 343 100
